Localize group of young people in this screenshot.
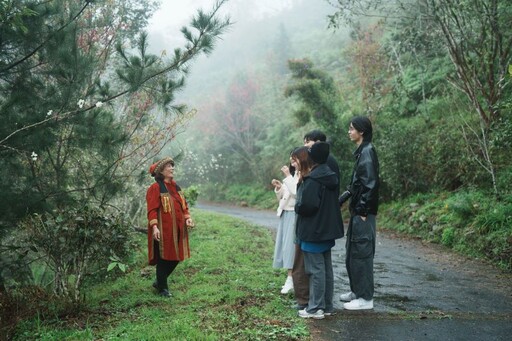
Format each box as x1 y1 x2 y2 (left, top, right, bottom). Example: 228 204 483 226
142 115 379 321
271 116 380 319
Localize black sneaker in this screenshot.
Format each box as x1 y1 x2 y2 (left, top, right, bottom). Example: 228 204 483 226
159 289 172 297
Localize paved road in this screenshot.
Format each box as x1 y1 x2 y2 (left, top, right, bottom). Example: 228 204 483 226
195 202 512 341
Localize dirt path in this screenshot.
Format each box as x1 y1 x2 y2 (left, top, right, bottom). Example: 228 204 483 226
195 202 512 341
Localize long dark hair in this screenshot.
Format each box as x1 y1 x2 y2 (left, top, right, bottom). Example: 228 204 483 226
288 148 299 176
291 146 313 181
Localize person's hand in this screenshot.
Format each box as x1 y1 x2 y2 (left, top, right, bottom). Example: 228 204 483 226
271 179 282 190
186 218 194 229
338 190 351 206
152 225 160 241
281 165 291 177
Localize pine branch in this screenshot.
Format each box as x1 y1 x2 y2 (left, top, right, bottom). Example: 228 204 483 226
0 1 92 73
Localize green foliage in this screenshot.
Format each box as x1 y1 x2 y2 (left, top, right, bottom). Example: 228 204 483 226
380 191 512 270
0 0 231 292
200 183 276 210
20 205 137 302
183 185 200 207
10 210 309 340
441 227 455 247
107 255 128 273
285 58 346 147
0 1 38 34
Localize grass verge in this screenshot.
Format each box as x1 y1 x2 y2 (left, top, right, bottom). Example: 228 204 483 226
12 209 309 340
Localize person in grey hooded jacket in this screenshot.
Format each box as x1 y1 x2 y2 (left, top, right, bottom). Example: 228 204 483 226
295 142 344 319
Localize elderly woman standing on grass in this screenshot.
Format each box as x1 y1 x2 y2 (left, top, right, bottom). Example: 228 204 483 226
147 157 194 298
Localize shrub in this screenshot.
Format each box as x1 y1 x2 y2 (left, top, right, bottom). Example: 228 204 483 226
441 227 456 247
183 185 200 207
380 190 512 270
21 205 136 302
199 183 276 209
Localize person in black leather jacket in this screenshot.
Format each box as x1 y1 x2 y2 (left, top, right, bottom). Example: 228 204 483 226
338 116 380 310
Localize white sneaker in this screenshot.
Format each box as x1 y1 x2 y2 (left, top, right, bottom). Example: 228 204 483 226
339 291 356 302
280 276 294 294
343 298 374 310
298 308 325 319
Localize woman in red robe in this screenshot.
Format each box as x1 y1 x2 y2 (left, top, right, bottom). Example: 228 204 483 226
146 157 194 297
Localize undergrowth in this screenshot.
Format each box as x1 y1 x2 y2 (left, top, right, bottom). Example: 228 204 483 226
7 210 309 340
379 190 512 271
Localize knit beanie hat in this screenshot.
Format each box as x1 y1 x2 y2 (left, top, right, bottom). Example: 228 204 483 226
149 157 174 177
308 141 329 164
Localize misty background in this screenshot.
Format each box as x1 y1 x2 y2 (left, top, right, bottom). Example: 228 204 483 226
144 0 352 195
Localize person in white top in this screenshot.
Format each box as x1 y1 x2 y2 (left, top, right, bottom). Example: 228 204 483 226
271 150 300 294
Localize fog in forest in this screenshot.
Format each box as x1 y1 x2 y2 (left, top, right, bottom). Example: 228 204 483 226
138 0 357 189
147 0 345 113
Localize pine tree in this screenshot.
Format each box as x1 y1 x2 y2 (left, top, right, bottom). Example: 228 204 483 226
0 0 230 292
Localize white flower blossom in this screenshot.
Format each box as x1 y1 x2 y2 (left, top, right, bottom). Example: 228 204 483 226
31 151 38 161
46 110 53 116
77 99 85 108
95 101 103 108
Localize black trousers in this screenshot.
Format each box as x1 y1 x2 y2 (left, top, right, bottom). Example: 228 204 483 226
345 214 376 300
154 241 179 291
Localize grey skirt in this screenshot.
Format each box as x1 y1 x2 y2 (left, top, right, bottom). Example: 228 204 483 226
272 210 296 269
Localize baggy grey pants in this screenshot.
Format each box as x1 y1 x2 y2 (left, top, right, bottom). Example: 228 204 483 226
345 214 376 301
303 250 334 313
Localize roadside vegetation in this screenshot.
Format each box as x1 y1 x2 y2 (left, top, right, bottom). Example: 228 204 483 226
379 191 512 271
5 210 309 340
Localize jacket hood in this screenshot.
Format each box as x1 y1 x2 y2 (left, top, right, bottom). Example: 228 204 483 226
308 164 338 189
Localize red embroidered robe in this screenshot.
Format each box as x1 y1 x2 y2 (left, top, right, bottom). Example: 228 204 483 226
146 180 190 265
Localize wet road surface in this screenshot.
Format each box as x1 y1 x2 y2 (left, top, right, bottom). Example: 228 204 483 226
195 202 512 341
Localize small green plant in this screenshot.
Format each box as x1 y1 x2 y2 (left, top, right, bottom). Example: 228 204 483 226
107 255 127 273
441 227 455 247
183 185 200 207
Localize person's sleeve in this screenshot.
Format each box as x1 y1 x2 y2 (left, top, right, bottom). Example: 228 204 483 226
354 149 378 216
283 175 298 195
183 197 191 220
146 185 160 227
274 185 284 200
295 179 322 217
